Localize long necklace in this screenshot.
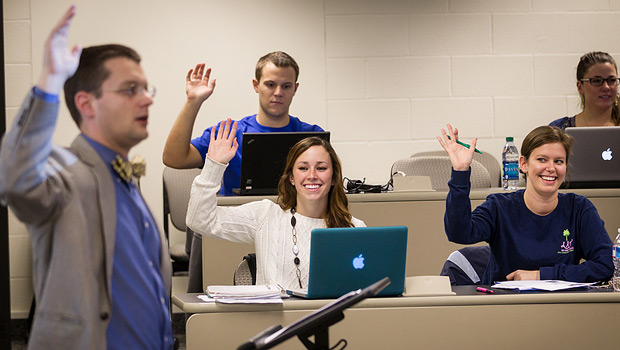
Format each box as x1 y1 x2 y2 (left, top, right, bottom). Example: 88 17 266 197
291 207 303 288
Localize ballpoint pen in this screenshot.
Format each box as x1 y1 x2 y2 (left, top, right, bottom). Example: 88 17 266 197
476 287 494 294
447 135 483 154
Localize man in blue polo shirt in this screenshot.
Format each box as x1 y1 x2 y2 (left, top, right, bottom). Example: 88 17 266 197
163 52 323 294
163 51 323 195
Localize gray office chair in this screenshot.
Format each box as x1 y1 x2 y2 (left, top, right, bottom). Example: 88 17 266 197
163 167 201 276
391 156 491 191
440 245 491 285
233 253 257 286
412 150 502 187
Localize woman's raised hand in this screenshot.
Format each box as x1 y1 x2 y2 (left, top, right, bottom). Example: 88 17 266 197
436 124 477 171
206 118 238 165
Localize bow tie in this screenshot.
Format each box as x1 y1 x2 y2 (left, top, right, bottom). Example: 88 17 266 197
111 154 146 183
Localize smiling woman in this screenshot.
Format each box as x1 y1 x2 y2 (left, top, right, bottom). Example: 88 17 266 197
438 124 613 285
550 51 620 129
185 119 366 290
518 126 573 213
277 136 351 228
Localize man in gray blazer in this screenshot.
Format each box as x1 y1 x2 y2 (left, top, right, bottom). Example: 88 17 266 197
0 6 172 349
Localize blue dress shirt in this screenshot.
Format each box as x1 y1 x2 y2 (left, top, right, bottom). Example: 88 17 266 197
83 136 173 350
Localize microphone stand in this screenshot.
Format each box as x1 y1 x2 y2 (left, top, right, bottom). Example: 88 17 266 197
296 310 345 350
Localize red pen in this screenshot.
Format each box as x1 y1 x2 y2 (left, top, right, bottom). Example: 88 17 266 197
476 287 494 294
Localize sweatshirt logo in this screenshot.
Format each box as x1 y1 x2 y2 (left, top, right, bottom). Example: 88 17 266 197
558 229 574 254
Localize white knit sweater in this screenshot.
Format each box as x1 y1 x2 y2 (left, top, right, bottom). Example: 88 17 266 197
186 157 366 290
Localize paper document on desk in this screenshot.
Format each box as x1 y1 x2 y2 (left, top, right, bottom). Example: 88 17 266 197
206 284 285 304
196 294 216 303
491 280 596 291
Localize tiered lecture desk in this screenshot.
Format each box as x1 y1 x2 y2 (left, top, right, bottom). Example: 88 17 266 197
173 285 620 349
180 188 620 349
203 188 620 288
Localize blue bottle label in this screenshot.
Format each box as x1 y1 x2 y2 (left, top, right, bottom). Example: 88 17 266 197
503 162 519 180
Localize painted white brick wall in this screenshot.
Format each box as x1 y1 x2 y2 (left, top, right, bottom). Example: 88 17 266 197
367 57 451 98
533 0 609 12
411 98 494 139
449 0 531 13
4 0 33 319
409 14 492 55
452 56 533 97
326 15 410 58
327 99 411 141
493 14 570 54
533 54 581 95
494 97 566 137
324 2 620 185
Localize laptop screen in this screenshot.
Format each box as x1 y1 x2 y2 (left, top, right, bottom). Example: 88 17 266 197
299 226 408 299
238 131 330 195
563 126 620 189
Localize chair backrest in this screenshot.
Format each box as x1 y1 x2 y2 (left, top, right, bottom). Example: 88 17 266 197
440 245 491 285
391 156 491 191
163 167 201 255
412 150 502 187
163 167 201 232
233 253 257 285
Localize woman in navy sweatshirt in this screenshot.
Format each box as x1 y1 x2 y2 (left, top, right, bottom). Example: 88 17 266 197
437 125 613 284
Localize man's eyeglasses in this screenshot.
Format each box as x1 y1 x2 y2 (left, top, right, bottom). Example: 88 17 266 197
579 77 620 87
103 83 156 98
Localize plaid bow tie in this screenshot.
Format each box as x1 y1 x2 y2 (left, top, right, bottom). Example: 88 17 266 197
111 154 146 182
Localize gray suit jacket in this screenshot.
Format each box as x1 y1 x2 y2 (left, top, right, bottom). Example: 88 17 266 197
0 90 172 349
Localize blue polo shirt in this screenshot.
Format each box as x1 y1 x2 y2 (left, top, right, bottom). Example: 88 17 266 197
191 114 323 195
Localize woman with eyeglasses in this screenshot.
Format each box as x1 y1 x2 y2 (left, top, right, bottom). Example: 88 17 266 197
550 51 620 129
186 118 365 290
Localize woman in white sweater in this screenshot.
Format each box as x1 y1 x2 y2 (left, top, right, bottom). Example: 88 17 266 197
186 119 365 289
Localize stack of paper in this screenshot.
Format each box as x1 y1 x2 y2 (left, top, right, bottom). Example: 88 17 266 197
491 280 596 291
205 285 285 304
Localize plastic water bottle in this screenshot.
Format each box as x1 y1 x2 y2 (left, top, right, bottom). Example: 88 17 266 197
613 229 620 291
502 137 519 190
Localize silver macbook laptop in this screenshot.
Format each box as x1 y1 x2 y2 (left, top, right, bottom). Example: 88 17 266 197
563 126 620 189
286 226 408 299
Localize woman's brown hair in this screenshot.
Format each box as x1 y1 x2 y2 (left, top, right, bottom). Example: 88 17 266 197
277 137 353 228
519 126 574 179
576 51 620 125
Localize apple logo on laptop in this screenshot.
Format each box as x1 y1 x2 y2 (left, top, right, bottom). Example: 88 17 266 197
602 148 613 161
352 254 365 269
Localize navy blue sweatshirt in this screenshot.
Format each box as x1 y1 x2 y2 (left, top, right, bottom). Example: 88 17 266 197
445 169 613 284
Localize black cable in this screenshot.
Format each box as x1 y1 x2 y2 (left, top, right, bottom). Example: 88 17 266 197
343 177 390 193
330 339 347 350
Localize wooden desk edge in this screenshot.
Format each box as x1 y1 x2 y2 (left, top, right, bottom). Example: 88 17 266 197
173 289 620 314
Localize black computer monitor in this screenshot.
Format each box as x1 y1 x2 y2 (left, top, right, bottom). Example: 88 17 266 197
238 131 330 195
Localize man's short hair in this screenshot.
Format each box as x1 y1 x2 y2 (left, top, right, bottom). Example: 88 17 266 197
255 51 299 83
63 44 141 127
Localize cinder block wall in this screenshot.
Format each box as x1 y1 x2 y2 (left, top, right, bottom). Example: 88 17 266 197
5 0 619 317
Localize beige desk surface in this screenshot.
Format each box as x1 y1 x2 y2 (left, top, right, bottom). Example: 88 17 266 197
174 287 620 349
203 188 620 288
215 187 620 205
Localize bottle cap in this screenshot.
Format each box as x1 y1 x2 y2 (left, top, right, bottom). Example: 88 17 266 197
506 136 514 142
